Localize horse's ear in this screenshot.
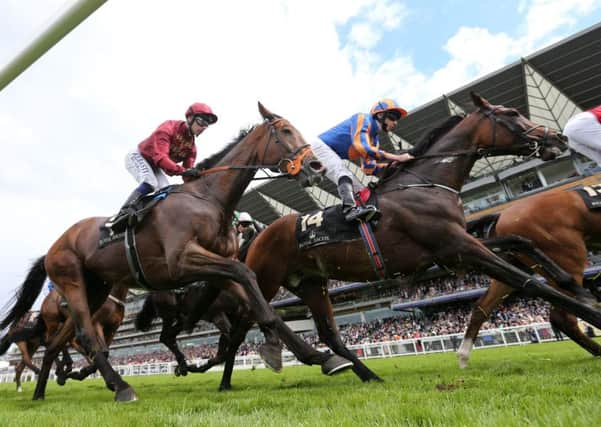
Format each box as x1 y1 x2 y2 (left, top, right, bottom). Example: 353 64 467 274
258 102 275 121
470 91 490 109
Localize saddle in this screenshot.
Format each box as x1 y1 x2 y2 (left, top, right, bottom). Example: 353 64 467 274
296 190 378 250
99 186 176 248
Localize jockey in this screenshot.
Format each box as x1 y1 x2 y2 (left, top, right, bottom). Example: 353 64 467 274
311 99 414 222
112 103 218 220
563 105 601 165
236 212 259 262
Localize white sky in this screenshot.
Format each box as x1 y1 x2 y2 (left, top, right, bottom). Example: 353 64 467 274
0 0 600 308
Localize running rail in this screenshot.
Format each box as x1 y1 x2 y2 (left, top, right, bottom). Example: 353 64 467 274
0 0 108 92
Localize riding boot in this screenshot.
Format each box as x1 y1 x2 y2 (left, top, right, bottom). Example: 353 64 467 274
105 185 151 230
337 177 380 222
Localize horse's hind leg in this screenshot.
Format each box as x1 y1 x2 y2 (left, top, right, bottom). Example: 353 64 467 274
15 361 25 392
300 279 379 381
458 280 513 368
550 307 601 356
46 257 136 401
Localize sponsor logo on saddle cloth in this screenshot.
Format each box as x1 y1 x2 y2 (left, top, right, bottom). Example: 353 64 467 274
295 190 378 250
575 183 601 209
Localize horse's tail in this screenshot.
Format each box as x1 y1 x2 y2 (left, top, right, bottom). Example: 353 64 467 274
134 296 157 332
0 334 11 355
0 256 47 331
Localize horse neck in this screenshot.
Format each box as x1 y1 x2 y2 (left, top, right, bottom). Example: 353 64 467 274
399 126 478 191
187 134 261 219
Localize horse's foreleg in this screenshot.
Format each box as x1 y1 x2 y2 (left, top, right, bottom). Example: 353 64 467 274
33 317 74 400
301 282 377 380
178 244 351 372
550 307 601 356
458 280 513 368
15 361 25 392
17 343 40 375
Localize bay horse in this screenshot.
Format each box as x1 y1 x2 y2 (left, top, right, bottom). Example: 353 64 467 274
458 184 601 368
187 93 601 389
0 103 349 402
0 285 128 390
0 311 42 392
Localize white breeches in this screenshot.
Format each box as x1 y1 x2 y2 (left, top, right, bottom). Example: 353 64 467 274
310 137 362 190
564 111 601 165
125 150 169 190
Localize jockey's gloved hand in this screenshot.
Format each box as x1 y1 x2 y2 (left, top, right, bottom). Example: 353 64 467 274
182 168 200 178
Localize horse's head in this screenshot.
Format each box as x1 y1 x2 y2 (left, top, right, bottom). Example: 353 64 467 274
470 92 568 161
256 102 325 186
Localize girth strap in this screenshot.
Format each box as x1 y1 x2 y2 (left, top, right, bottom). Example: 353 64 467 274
124 226 153 291
357 221 388 280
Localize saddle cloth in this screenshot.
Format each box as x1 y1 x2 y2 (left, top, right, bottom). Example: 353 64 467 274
574 183 601 210
98 185 176 248
295 191 378 250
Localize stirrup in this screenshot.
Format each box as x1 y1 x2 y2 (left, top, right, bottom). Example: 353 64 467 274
344 205 380 222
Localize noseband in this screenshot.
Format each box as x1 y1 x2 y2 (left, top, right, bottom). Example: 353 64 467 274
263 117 313 177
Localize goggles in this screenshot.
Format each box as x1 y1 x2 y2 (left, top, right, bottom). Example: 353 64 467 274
194 116 210 127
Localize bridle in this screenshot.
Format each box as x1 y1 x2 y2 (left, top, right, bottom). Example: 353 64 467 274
190 117 314 179
478 107 555 159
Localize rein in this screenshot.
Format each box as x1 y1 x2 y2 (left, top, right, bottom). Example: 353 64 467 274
189 118 313 180
378 107 551 194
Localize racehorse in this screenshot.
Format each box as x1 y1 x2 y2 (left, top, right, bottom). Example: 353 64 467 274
133 232 262 378
0 103 348 402
458 186 601 368
133 281 248 377
0 311 42 392
186 93 601 389
0 286 128 390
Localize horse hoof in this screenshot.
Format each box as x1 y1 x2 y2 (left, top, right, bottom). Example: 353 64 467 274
56 376 66 386
115 387 138 402
321 355 353 376
32 394 45 401
218 384 232 392
365 375 384 383
258 343 283 372
17 387 22 393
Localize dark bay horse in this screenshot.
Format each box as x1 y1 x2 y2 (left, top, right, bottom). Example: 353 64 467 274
458 185 601 368
133 282 247 377
188 93 601 388
0 103 349 402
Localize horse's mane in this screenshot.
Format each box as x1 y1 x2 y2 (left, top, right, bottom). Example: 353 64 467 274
194 125 257 170
409 114 465 157
378 114 465 184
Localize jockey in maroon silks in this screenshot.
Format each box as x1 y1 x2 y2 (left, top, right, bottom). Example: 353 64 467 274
108 103 218 223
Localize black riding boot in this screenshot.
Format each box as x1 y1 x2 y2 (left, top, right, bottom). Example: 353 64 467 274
105 189 146 228
337 177 380 222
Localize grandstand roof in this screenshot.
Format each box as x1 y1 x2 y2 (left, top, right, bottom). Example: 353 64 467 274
238 23 601 222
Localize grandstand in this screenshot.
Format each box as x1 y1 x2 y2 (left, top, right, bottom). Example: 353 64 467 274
3 23 601 374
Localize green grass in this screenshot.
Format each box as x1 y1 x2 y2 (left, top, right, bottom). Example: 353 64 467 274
0 340 599 427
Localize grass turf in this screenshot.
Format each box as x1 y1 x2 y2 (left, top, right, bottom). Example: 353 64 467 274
0 340 599 427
